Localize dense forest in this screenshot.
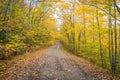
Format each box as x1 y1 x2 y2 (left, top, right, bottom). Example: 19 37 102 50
59 0 120 75
0 0 57 59
0 0 120 78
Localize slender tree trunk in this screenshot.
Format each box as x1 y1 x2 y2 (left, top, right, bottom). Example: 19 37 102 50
72 0 76 55
96 8 104 68
78 31 81 50
83 5 86 50
3 0 12 59
108 1 112 72
119 28 120 72
28 0 32 24
108 1 116 73
114 4 117 73
111 24 115 73
4 0 11 20
92 15 95 45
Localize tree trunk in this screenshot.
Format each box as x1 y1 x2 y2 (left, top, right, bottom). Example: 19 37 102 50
72 0 76 55
78 31 81 50
114 4 117 73
83 5 86 51
96 8 104 68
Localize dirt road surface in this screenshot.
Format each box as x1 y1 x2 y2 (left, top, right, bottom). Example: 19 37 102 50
4 44 119 80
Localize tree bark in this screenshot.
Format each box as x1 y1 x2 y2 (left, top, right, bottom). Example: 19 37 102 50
96 8 104 68
83 5 86 51
114 4 117 73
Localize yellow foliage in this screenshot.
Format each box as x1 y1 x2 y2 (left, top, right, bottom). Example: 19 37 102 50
61 3 70 9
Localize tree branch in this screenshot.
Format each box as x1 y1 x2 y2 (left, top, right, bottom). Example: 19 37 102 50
114 0 120 14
